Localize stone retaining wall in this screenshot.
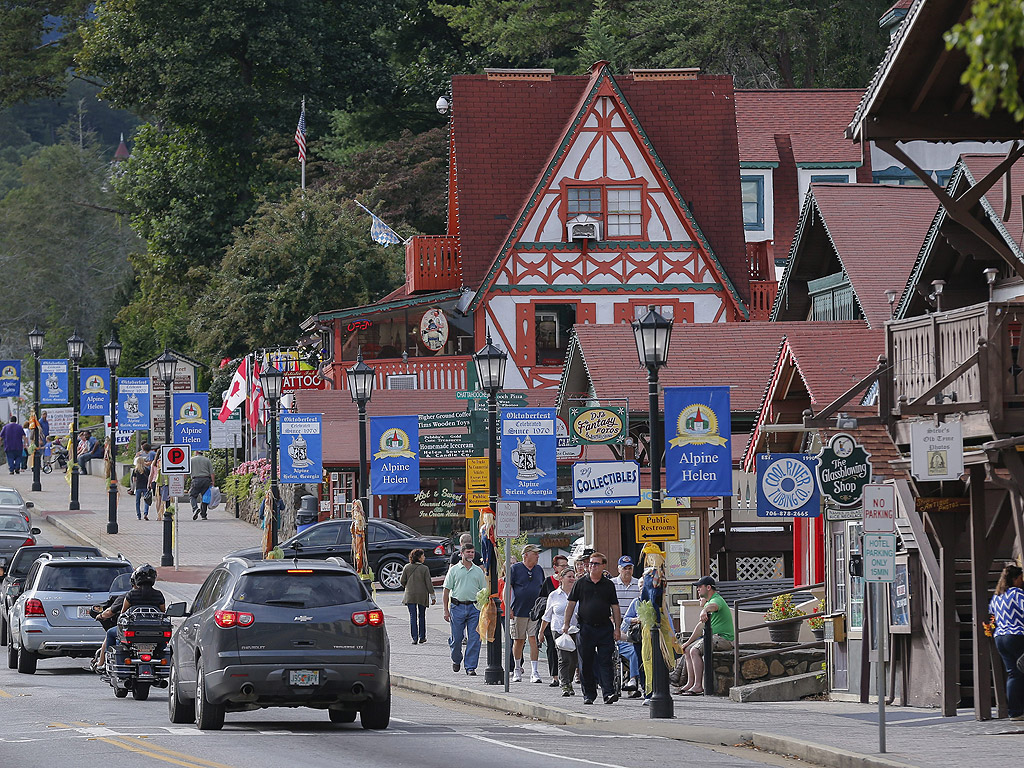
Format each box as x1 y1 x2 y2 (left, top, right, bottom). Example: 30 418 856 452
709 644 826 696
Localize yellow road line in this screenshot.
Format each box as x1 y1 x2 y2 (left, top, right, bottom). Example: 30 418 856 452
65 721 237 768
93 735 210 768
0 689 14 698
116 737 238 768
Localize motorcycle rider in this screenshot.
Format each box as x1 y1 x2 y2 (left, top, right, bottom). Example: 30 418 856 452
96 564 165 670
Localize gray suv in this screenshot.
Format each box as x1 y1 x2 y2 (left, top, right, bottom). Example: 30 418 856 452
7 554 132 673
168 557 390 730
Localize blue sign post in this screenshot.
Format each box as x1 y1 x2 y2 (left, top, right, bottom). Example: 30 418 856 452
280 413 322 483
664 386 732 497
370 415 420 494
117 377 151 432
39 359 69 404
500 407 556 501
80 368 111 416
172 393 210 450
0 361 21 397
756 453 821 518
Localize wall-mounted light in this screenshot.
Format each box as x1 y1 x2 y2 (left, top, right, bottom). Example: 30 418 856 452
884 289 897 319
435 95 450 115
984 267 999 301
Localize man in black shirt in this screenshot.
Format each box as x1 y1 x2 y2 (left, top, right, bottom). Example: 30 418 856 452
563 551 621 704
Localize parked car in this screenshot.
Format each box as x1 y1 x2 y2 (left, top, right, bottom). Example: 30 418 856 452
0 487 33 523
0 513 40 570
168 557 390 730
225 518 450 591
1 544 102 645
7 554 132 673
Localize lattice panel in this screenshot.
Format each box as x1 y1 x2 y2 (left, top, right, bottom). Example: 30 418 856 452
735 556 784 580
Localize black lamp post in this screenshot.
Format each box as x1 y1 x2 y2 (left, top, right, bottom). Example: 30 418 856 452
474 333 507 685
632 306 673 719
28 326 44 492
346 350 375 528
103 335 122 534
67 330 85 511
156 348 177 567
259 356 285 550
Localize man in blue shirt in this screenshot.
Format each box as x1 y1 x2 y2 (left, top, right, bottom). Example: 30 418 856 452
509 544 544 683
1 416 26 474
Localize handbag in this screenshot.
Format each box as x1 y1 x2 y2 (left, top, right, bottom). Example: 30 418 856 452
529 594 548 622
626 621 643 644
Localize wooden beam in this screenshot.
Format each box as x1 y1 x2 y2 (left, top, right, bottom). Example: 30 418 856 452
969 465 994 719
897 400 985 417
910 45 953 114
803 360 884 426
937 512 960 717
956 141 1023 211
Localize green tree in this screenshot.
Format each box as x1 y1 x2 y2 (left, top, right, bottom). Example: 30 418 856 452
575 0 624 73
947 0 1024 122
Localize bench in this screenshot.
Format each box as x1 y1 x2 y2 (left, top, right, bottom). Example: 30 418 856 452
714 579 816 613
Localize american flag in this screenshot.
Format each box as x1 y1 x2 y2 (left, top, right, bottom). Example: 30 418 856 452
294 103 307 163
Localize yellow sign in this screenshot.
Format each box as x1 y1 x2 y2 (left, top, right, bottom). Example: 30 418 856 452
466 457 489 518
635 513 680 542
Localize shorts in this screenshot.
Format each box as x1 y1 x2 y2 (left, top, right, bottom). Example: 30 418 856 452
510 615 540 640
691 634 733 652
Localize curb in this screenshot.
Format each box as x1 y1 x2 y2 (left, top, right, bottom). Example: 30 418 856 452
391 673 916 768
43 514 116 558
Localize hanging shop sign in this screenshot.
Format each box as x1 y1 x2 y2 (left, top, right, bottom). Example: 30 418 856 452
756 453 821 518
500 407 556 501
370 415 420 494
664 386 732 497
556 416 582 461
116 377 151 432
39 359 69 404
910 420 964 481
815 432 872 507
419 412 472 430
79 368 110 416
172 393 210 450
414 488 465 518
568 406 627 445
572 461 640 507
0 361 21 397
282 371 328 391
278 413 322 483
419 308 449 353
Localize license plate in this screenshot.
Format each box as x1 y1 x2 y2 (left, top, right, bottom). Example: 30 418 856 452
289 670 319 686
138 665 154 679
76 606 92 618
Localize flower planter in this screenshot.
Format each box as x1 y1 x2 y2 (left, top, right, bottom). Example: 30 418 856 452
767 622 801 643
811 627 825 642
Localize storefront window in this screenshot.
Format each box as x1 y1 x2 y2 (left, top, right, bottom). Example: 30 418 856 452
832 528 846 611
848 522 864 632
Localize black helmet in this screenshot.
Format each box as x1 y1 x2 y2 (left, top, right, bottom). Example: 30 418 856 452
133 563 157 587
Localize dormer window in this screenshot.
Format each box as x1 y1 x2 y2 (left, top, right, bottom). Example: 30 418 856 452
563 183 645 240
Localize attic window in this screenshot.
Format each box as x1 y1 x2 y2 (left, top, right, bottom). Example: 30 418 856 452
567 187 601 215
484 68 554 81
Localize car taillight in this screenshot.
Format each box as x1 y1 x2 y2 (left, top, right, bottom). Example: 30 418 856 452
24 598 45 616
214 610 254 628
368 609 384 626
352 610 384 627
23 537 35 547
433 544 445 555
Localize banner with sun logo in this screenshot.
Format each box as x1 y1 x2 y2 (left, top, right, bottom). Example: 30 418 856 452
172 393 209 450
756 453 821 518
370 415 420 494
80 368 111 416
0 361 21 397
664 386 732 497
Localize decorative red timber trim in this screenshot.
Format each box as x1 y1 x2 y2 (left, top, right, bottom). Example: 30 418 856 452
613 299 694 325
743 339 794 471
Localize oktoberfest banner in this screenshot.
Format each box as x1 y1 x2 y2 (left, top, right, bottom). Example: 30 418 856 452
500 407 556 501
172 393 210 450
756 453 821 518
117 377 151 432
39 359 69 404
664 386 732 497
80 367 111 416
370 415 420 494
279 413 322 483
0 361 21 397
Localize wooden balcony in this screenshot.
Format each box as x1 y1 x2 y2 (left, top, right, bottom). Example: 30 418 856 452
365 355 471 390
887 301 1024 432
405 236 462 294
748 280 778 321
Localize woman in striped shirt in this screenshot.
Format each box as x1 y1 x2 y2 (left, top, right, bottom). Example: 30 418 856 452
989 563 1024 720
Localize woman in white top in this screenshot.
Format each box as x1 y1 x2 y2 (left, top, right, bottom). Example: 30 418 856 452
539 567 579 697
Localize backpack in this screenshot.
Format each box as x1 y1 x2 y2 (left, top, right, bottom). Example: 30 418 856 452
529 594 548 622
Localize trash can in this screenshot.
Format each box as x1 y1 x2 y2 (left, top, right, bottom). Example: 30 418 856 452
296 495 319 534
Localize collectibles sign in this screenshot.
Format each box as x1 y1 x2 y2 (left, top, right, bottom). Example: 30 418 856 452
39 359 69 404
665 386 732 497
568 406 626 445
816 432 872 507
0 361 20 397
172 393 210 450
572 461 640 507
370 415 420 494
910 420 964 481
756 453 821 518
500 407 556 500
279 413 322 483
79 367 111 416
117 377 151 431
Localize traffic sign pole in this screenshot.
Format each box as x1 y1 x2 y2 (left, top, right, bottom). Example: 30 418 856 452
877 582 886 753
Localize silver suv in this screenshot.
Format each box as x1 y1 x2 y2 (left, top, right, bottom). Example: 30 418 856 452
7 554 132 674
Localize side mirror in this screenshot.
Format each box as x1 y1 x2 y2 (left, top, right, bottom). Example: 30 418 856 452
165 601 188 618
30 527 41 535
25 502 34 509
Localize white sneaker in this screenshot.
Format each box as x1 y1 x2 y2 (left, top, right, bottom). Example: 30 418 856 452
531 674 543 683
512 670 522 683
642 697 651 706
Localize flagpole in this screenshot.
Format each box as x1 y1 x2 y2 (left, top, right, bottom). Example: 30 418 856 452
300 97 306 193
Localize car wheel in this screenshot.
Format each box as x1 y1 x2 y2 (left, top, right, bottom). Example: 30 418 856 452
17 647 36 674
360 687 391 730
377 559 405 591
329 708 357 723
133 683 151 701
6 635 17 669
114 686 129 698
168 662 196 724
195 659 225 730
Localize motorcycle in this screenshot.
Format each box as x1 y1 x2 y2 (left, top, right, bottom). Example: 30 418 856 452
89 573 131 675
104 604 174 700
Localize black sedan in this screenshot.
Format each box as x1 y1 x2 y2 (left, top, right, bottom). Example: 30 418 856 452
0 513 40 572
225 518 450 590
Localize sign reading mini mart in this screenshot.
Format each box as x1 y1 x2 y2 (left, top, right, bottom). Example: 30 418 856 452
572 461 640 507
816 432 872 507
635 513 679 542
568 406 626 445
910 420 964 481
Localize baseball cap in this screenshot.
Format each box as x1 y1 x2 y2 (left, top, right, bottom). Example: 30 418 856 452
522 544 541 555
617 555 634 567
694 576 716 588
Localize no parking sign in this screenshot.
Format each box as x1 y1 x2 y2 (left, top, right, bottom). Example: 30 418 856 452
161 444 191 474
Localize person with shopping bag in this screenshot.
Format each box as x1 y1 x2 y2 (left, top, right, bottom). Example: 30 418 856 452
539 566 580 697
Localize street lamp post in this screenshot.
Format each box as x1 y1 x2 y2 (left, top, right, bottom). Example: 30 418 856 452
28 326 44 492
474 334 507 686
259 356 285 550
67 330 85 511
104 335 122 534
632 306 674 719
346 350 375 528
156 349 177 567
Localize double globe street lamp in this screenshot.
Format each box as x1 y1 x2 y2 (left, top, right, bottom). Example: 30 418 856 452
631 306 673 720
346 350 375 529
259 356 285 550
67 330 85 511
28 326 44 492
157 348 177 566
104 335 122 534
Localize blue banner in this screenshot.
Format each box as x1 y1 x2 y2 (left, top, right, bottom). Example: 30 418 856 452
39 359 69 404
280 413 322 483
0 361 21 397
501 407 556 501
370 415 420 494
172 393 209 450
80 368 111 416
117 377 151 432
664 386 732 497
756 453 821 518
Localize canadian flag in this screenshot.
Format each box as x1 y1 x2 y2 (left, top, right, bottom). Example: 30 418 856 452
218 361 247 423
248 358 266 428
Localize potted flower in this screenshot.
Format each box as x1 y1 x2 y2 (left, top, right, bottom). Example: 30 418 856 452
764 593 805 642
808 601 826 641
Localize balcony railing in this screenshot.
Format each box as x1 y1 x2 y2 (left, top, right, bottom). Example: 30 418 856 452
366 355 471 390
405 235 462 294
749 280 778 321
